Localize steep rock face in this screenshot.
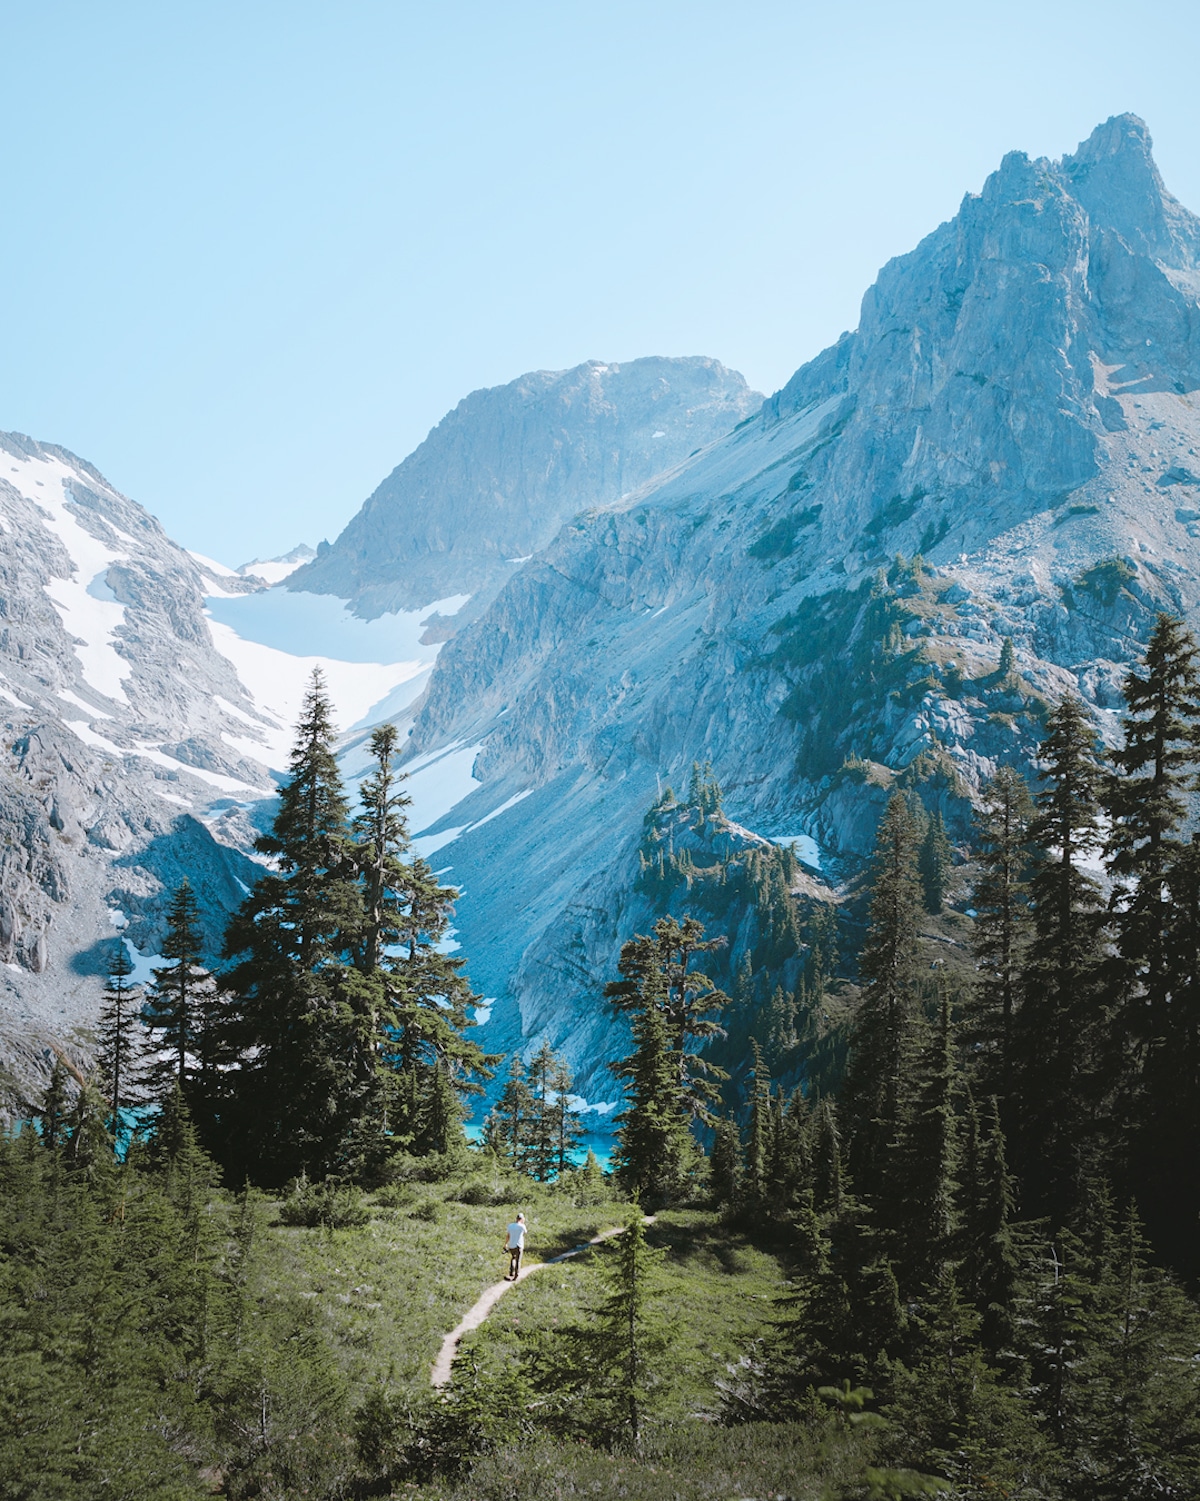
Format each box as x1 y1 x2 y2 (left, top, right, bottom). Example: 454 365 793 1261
290 357 761 621
0 433 271 1093
399 117 1200 1095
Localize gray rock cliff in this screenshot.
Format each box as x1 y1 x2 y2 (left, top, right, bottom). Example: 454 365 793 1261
290 357 761 622
395 116 1200 1096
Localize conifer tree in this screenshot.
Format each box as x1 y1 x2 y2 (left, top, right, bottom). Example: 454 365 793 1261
485 1054 534 1168
611 977 695 1204
95 939 144 1126
553 1212 669 1450
37 1057 72 1149
549 1052 585 1175
843 791 924 1191
143 879 217 1098
1104 615 1200 1272
956 1095 1019 1361
918 809 952 915
744 1040 774 1216
892 990 959 1297
525 1039 559 1181
709 1114 742 1207
968 766 1034 1071
220 669 363 1183
812 1099 845 1218
1014 696 1108 1218
605 916 729 1123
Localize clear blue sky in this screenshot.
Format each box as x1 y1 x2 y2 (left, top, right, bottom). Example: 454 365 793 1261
4 1 1200 563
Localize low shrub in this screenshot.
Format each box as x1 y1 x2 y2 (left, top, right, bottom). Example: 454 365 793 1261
278 1173 371 1230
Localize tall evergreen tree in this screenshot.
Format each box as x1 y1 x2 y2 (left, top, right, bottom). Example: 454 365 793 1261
843 791 924 1191
968 765 1034 1073
220 669 363 1184
892 990 959 1298
605 916 729 1124
549 1052 585 1175
1103 615 1200 1273
918 809 952 915
611 974 696 1204
143 880 217 1098
1014 696 1108 1218
95 939 144 1126
484 1054 534 1169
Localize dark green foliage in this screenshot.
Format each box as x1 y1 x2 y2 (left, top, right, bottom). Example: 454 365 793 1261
142 878 219 1099
547 1213 671 1449
611 977 699 1204
746 504 822 561
968 766 1034 1067
277 1171 371 1229
96 938 145 1126
1013 696 1108 1219
918 810 952 914
843 792 925 1191
1070 556 1137 609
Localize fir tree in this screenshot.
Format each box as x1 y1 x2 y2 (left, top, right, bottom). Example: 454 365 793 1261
611 976 696 1204
709 1113 742 1208
1104 615 1200 1275
812 1099 845 1218
143 879 217 1098
484 1054 534 1168
956 1095 1019 1362
843 791 925 1191
744 1039 774 1216
549 1052 585 1175
605 916 729 1124
892 989 959 1298
552 1212 669 1450
918 809 952 915
1014 696 1109 1219
95 939 144 1127
525 1039 559 1181
220 669 364 1184
968 765 1034 1070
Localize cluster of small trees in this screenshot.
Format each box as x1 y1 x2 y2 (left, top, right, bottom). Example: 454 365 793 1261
89 671 494 1186
482 1039 585 1178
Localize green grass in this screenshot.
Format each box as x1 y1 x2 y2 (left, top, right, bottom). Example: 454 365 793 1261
259 1175 634 1399
456 1208 790 1421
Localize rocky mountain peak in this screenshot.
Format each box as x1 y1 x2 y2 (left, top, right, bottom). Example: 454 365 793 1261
289 355 762 623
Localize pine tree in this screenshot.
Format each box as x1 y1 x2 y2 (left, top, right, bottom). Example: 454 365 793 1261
611 977 696 1204
525 1039 559 1181
485 1054 534 1169
918 809 952 915
1014 696 1109 1219
1103 615 1200 1276
709 1114 742 1208
891 989 959 1298
605 916 729 1124
37 1057 72 1149
220 669 363 1184
812 1099 845 1218
549 1053 585 1175
998 635 1017 680
553 1212 669 1450
843 791 925 1191
143 880 217 1099
744 1039 774 1216
968 765 1034 1074
95 939 144 1127
956 1095 1019 1362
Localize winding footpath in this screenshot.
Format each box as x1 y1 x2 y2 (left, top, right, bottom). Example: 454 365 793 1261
430 1219 654 1387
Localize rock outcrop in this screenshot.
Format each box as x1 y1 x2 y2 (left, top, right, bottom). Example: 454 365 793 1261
393 116 1200 1094
0 433 271 1103
289 357 761 621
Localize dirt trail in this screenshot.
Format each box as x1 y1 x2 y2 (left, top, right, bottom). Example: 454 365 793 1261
430 1218 653 1387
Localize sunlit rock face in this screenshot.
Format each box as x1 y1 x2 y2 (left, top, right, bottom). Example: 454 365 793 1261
397 116 1200 1094
289 357 762 623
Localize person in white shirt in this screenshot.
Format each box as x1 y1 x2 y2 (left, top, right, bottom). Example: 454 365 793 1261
504 1213 527 1280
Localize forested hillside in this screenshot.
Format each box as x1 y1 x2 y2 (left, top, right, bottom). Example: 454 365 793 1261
5 609 1200 1499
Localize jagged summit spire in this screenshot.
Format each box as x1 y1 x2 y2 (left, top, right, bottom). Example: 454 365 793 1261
1063 113 1200 267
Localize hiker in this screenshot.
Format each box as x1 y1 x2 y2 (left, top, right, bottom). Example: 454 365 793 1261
504 1212 527 1280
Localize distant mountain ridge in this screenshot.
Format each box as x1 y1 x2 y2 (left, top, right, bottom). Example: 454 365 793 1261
290 356 761 622
386 115 1200 1094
